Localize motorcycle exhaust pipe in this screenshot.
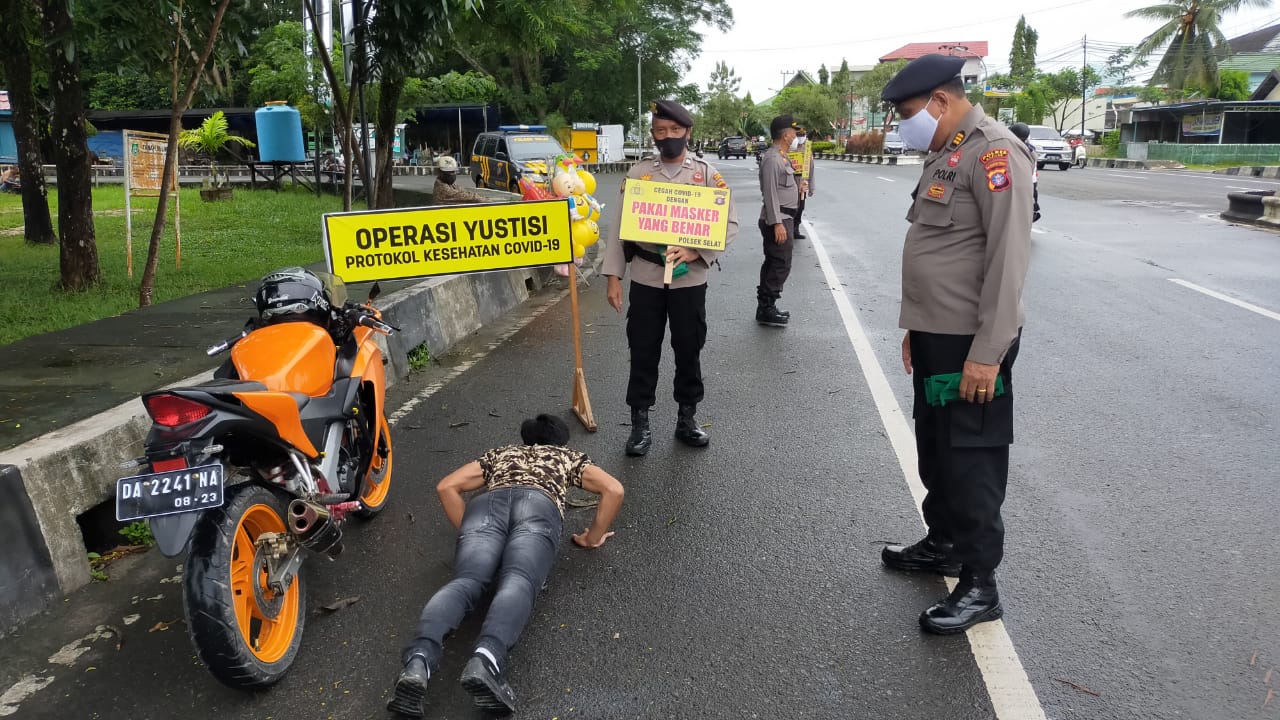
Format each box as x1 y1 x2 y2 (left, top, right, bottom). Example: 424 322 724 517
288 499 344 557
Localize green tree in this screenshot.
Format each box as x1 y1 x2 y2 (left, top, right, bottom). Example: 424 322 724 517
245 22 334 130
1216 68 1252 99
1041 66 1103 130
177 110 256 186
0 0 56 246
1008 16 1039 84
852 60 906 127
772 84 839 136
700 61 744 138
1125 0 1273 93
818 64 829 86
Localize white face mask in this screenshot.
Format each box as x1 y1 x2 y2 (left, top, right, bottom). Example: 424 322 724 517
898 98 939 151
790 136 806 151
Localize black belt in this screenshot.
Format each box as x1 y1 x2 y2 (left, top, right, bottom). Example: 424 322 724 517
624 242 666 266
780 207 799 218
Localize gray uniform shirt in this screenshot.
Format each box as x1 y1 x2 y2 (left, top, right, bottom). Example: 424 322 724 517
602 153 739 290
758 146 799 225
900 105 1033 365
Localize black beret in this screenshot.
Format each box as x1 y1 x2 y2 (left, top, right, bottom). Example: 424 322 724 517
770 114 798 135
881 54 966 104
651 99 693 128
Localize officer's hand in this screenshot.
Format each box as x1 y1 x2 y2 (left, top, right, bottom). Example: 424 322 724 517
960 360 1000 404
800 180 809 195
773 223 788 244
665 246 699 265
573 529 615 549
606 276 624 313
901 332 912 375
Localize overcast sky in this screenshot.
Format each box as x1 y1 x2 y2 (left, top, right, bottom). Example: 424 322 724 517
681 0 1280 101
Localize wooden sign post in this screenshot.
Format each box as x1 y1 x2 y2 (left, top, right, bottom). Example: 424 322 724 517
568 261 597 431
123 130 180 277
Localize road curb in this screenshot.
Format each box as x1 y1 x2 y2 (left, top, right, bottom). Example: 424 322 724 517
814 152 922 166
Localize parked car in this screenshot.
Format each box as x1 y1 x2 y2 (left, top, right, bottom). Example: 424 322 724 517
883 132 907 155
470 125 564 192
1026 126 1073 171
718 136 749 159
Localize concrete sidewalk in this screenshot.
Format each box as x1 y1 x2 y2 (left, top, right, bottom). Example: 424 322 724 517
0 171 618 632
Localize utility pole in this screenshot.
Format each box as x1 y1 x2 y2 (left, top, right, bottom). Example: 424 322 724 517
780 70 792 89
1081 35 1088 137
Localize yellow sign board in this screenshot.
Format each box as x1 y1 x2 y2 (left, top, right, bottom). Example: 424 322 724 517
618 179 731 252
322 199 574 283
787 143 813 179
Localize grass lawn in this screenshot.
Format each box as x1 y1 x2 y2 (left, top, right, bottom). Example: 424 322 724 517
0 186 346 346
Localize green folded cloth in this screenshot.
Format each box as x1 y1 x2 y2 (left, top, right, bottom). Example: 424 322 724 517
923 373 1005 407
658 245 689 279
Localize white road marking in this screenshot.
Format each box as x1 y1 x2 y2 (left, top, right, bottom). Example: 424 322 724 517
387 286 572 426
805 219 1048 720
1169 279 1280 322
1103 172 1147 179
1225 185 1273 191
1031 227 1047 235
876 176 896 183
844 170 860 175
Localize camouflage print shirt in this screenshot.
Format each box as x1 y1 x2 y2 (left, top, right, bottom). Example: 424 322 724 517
477 445 594 516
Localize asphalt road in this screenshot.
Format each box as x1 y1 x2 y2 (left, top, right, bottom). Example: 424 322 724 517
1 160 1277 720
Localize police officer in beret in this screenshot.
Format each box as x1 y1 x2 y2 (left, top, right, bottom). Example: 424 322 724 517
602 99 739 456
756 114 802 327
876 54 1033 634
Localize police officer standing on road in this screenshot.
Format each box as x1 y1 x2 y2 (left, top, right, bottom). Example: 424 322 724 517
877 55 1033 634
602 100 739 457
756 114 801 327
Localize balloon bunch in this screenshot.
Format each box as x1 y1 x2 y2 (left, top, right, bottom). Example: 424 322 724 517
550 155 602 260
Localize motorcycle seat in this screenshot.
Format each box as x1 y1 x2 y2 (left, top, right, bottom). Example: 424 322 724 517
198 379 311 409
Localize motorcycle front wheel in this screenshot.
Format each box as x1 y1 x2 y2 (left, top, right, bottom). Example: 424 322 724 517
184 483 305 689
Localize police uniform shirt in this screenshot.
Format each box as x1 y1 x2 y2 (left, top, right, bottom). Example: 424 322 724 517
602 154 739 290
758 146 799 224
900 106 1032 365
432 177 488 205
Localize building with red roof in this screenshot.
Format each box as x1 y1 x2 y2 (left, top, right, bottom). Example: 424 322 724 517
879 42 989 88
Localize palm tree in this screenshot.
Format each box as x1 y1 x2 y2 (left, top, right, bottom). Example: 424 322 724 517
1125 0 1273 93
177 111 255 188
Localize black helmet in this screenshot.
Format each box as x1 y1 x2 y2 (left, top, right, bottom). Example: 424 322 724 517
254 267 337 327
1009 123 1030 141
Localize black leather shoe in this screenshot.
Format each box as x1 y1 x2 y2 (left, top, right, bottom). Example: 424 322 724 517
794 232 807 239
756 304 789 327
881 536 961 576
920 570 1003 635
460 654 518 714
387 656 430 717
674 404 710 447
625 407 651 456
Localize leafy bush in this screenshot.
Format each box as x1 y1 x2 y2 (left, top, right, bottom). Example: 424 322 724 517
810 140 838 154
1101 130 1121 158
119 521 156 547
846 131 885 155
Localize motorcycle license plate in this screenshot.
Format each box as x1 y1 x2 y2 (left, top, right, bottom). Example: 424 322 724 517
116 463 225 521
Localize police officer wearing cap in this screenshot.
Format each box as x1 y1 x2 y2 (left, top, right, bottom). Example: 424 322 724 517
876 54 1032 634
756 114 802 327
602 99 739 456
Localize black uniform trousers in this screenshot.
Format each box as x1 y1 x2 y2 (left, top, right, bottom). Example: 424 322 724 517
910 330 1021 573
625 281 708 409
757 216 795 303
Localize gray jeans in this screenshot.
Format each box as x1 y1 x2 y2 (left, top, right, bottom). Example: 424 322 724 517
403 487 562 670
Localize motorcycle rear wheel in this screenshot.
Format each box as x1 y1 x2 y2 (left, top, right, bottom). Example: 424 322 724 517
184 483 305 689
354 414 393 518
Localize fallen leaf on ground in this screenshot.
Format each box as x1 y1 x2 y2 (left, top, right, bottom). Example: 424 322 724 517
449 421 470 429
148 619 178 633
1053 678 1100 696
321 596 362 613
1265 688 1274 708
488 411 502 418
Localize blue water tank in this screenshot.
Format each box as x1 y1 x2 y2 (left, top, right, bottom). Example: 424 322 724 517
255 102 305 163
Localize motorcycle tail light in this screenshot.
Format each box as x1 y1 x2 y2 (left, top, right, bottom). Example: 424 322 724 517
151 457 187 472
144 394 211 428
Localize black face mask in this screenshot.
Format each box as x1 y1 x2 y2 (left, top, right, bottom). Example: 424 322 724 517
655 136 688 159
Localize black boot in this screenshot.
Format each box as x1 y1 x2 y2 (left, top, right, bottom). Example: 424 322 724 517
625 407 652 456
674 404 710 447
881 536 961 576
756 301 789 327
919 569 1003 635
387 655 430 717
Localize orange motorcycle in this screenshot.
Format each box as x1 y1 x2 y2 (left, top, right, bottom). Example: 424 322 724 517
116 267 396 689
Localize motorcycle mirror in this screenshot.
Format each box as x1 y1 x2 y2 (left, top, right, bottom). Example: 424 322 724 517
368 281 381 303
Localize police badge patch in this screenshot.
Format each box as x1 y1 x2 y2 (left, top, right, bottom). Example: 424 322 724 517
986 165 1011 192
